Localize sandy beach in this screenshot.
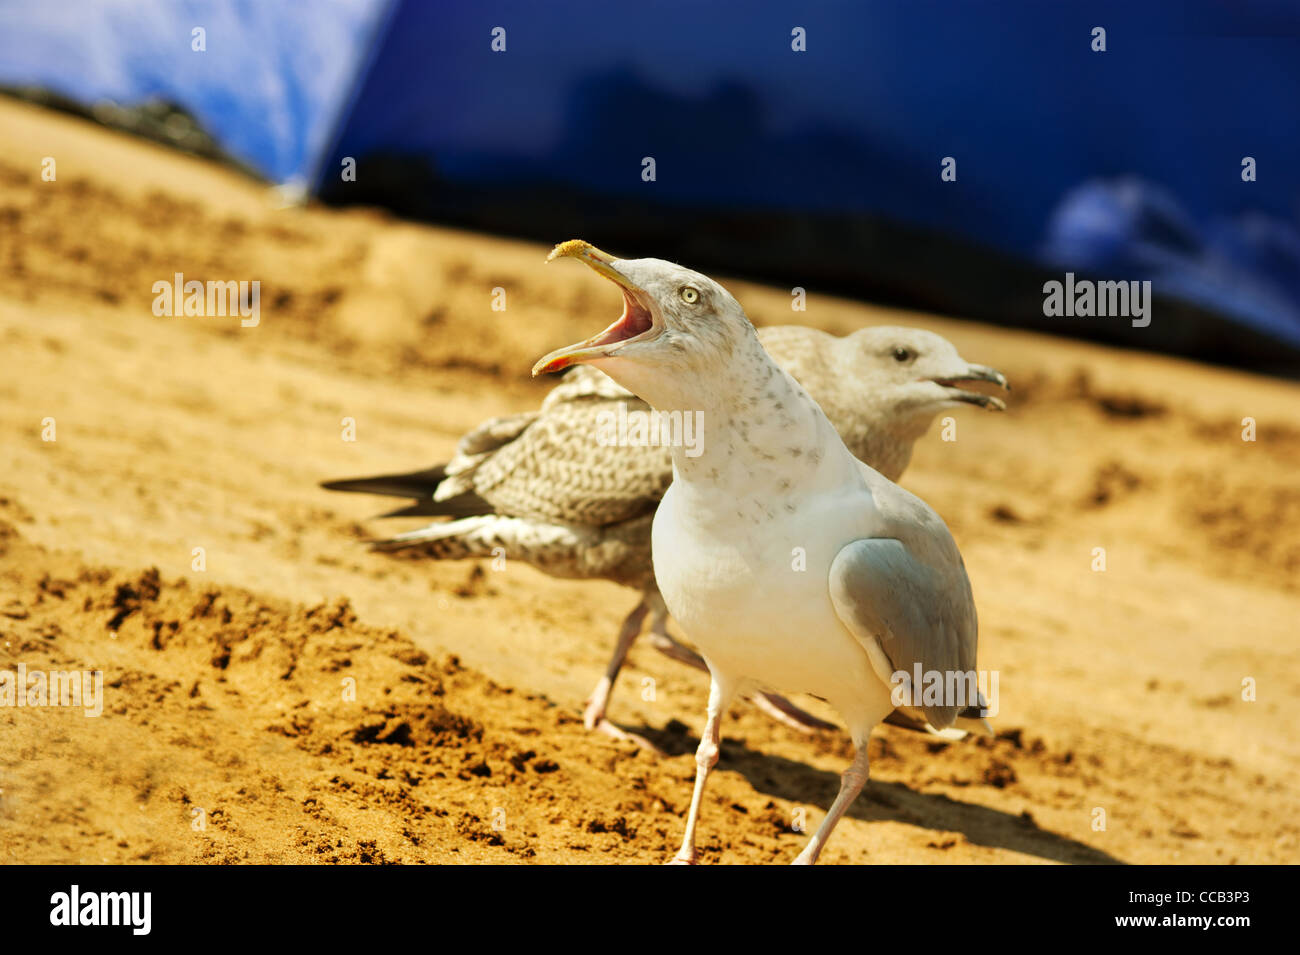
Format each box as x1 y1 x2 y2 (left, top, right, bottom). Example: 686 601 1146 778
1 97 1297 864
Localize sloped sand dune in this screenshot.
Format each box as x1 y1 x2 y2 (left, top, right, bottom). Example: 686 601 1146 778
1 99 1296 863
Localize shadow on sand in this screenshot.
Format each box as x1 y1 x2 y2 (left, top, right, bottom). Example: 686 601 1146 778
626 719 1122 865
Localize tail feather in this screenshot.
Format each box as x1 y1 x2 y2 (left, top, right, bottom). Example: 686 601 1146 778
321 466 447 499
322 466 493 519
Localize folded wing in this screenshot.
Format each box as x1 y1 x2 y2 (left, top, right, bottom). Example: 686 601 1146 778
827 533 978 729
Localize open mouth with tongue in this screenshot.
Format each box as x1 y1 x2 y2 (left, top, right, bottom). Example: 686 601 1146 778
533 241 660 376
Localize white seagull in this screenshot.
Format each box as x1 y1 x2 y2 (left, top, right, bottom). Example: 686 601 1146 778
534 241 993 864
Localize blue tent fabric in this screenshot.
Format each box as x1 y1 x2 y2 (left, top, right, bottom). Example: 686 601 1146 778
0 0 388 187
1043 179 1300 347
2 0 1298 363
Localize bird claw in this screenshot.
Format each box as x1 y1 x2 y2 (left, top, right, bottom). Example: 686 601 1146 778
583 679 612 731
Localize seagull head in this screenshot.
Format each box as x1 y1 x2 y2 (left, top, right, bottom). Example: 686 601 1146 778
533 241 752 392
841 326 1009 417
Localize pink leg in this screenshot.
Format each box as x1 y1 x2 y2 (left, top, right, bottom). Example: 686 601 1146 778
584 598 650 730
584 599 661 750
750 692 839 733
669 674 735 864
647 596 708 669
649 631 710 669
791 744 870 865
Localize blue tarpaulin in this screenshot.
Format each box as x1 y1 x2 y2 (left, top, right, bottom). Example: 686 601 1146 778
3 0 1298 361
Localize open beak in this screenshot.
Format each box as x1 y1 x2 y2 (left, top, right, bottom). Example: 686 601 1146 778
929 364 1010 411
532 240 659 376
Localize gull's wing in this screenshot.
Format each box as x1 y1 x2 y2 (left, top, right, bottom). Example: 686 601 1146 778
326 365 671 530
454 394 671 527
430 411 542 502
826 482 979 729
456 411 539 457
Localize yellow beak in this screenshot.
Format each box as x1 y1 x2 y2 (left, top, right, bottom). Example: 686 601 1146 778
532 240 653 377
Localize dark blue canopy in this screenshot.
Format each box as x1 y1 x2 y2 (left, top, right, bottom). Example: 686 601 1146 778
4 0 1299 366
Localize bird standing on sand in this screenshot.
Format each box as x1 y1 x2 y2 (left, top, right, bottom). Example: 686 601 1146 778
324 262 1006 747
534 241 992 864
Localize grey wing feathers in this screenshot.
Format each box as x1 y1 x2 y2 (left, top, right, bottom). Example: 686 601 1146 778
318 410 540 516
459 366 668 526
827 537 978 729
323 366 670 532
432 411 539 500
455 411 539 457
451 403 670 526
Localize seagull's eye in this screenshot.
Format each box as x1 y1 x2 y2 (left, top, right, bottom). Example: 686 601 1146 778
892 347 914 363
679 286 700 304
